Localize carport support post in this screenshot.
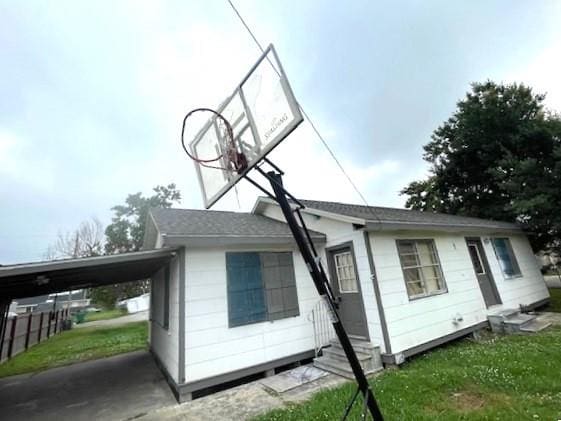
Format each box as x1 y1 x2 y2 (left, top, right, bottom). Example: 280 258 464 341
0 299 10 358
267 171 384 421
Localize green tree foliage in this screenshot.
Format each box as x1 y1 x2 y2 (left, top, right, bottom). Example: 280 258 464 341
90 184 181 308
401 81 561 251
105 184 181 253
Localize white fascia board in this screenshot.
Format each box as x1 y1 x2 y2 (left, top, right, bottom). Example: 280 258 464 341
162 234 326 247
252 197 366 226
0 248 179 278
365 221 522 234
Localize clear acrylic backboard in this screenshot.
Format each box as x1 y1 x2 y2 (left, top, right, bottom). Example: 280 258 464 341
189 44 303 209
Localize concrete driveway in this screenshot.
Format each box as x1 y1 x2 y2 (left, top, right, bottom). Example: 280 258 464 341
75 310 149 329
0 351 175 421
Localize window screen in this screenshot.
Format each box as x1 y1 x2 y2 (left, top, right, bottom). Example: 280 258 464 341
492 238 521 277
226 252 299 327
396 240 447 299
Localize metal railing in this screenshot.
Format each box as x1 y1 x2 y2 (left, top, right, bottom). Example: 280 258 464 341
308 298 336 357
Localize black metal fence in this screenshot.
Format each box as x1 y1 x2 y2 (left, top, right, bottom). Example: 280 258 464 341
0 308 70 363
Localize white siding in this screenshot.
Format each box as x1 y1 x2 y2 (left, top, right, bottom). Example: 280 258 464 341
184 245 320 383
370 232 488 354
370 231 549 355
261 206 385 352
150 256 180 382
483 234 549 308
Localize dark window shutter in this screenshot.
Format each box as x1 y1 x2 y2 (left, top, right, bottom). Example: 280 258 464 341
261 252 299 321
226 253 267 327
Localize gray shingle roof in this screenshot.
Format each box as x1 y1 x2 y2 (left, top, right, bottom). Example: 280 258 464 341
149 208 326 239
298 199 520 231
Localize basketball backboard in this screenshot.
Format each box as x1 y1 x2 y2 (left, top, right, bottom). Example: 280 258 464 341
189 44 303 209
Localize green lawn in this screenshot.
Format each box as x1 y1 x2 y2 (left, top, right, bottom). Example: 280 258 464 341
83 308 128 322
255 327 561 420
546 288 561 313
0 321 147 378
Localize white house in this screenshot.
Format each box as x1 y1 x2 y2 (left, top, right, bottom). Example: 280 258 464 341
144 198 550 401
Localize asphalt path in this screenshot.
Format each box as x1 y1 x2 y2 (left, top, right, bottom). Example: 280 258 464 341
75 310 149 328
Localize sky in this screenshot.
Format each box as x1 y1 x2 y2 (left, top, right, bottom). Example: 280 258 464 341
1 1 560 264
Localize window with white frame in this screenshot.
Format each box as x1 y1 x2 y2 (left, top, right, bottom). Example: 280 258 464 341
334 251 359 293
492 238 521 278
396 239 447 299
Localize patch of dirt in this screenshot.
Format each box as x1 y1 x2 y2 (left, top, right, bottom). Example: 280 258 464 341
425 388 511 415
449 391 486 412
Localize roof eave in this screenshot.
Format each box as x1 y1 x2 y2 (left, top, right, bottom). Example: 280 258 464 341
162 233 326 247
253 197 367 226
364 221 522 234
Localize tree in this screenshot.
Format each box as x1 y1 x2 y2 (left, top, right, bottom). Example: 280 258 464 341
105 184 181 253
401 81 561 251
45 217 104 260
89 184 182 308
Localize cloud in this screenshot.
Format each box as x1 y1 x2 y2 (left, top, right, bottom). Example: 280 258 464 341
0 130 56 192
206 120 424 212
2 1 561 263
504 43 561 112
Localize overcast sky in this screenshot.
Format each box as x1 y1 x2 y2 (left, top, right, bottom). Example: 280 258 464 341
1 1 560 263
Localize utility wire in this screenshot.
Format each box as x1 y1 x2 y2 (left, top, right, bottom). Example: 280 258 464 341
226 0 371 208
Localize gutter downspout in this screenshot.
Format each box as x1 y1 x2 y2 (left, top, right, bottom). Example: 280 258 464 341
363 231 392 355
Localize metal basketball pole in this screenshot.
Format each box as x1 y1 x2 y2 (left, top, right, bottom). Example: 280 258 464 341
265 171 384 421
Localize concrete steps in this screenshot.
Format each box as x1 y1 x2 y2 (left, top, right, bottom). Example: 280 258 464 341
519 319 552 333
488 308 552 334
313 338 383 379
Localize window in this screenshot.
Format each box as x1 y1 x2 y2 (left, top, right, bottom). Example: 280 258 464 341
492 238 521 278
396 240 447 299
334 251 358 293
226 252 299 327
150 263 170 329
467 243 485 275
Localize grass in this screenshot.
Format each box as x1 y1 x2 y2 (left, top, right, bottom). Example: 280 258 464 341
546 288 561 313
254 327 561 420
83 308 128 322
0 321 147 378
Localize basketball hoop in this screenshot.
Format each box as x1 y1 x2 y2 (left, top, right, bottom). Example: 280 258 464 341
181 108 248 174
179 43 384 420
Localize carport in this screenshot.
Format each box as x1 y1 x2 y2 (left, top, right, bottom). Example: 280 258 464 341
0 248 179 347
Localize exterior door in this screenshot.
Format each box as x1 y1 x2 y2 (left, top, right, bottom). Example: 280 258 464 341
466 238 501 307
327 243 369 339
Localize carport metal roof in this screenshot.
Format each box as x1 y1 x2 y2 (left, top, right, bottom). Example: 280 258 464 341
0 248 179 300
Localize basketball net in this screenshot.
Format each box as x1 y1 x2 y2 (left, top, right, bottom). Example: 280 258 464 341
181 108 248 174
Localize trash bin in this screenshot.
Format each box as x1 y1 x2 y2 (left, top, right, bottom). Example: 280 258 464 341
61 319 73 330
74 311 86 324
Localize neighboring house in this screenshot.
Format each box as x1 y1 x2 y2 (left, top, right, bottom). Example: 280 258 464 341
118 293 150 313
13 290 90 314
144 199 550 401
536 250 560 269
